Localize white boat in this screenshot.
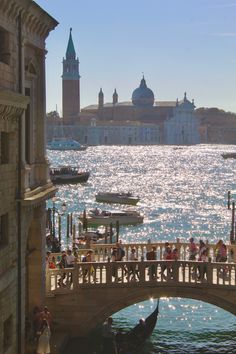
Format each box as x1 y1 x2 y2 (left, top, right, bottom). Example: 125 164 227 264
47 137 87 151
74 227 116 248
95 192 140 205
50 166 90 184
79 209 144 226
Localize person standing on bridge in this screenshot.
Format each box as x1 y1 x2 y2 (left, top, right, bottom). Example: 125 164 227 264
146 246 157 280
102 317 117 354
188 237 198 260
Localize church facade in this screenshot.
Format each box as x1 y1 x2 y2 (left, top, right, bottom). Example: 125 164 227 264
48 29 200 146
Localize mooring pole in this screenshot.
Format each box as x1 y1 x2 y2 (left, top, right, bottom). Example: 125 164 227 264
228 191 231 210
231 201 235 244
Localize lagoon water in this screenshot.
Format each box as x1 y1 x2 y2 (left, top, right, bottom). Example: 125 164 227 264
48 145 236 353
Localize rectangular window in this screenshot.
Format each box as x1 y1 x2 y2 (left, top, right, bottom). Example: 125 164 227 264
0 27 10 65
1 132 9 164
3 315 13 351
0 213 8 248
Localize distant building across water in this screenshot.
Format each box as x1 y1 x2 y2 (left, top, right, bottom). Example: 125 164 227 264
47 29 236 146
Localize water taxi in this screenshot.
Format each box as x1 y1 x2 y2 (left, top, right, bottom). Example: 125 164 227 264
50 166 90 184
47 137 87 151
95 192 140 205
79 208 144 226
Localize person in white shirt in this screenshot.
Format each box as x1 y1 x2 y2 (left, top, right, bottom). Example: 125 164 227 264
66 249 75 268
66 249 75 285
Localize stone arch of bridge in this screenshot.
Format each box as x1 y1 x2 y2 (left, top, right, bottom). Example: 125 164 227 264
81 285 236 334
47 284 236 336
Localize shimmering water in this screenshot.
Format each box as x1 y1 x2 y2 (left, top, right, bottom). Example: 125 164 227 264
47 145 236 353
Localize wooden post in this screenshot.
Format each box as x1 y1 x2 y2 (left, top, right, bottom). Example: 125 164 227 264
78 222 82 237
70 213 73 235
116 221 119 243
228 191 231 210
47 208 52 236
231 202 235 243
46 208 51 229
52 202 56 240
110 223 113 244
72 224 76 243
67 213 70 239
83 209 88 231
105 226 108 244
230 230 234 244
58 215 61 243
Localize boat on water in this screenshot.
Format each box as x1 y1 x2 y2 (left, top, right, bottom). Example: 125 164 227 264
50 166 90 184
47 137 87 151
116 300 159 353
74 228 116 248
79 208 144 226
221 152 236 159
95 192 140 205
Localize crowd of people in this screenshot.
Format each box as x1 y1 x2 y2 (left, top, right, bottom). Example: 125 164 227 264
45 238 233 287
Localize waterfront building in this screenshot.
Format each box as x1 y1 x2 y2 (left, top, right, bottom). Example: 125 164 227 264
47 31 200 146
0 1 57 353
81 79 200 145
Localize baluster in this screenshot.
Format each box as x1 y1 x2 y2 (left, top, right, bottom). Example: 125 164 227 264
106 258 112 284
206 261 213 284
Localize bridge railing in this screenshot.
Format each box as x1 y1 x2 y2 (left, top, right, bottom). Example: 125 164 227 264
91 242 236 262
50 242 236 263
46 259 236 295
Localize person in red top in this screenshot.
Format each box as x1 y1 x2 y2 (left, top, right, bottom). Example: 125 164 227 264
215 240 227 262
188 237 198 260
159 243 172 277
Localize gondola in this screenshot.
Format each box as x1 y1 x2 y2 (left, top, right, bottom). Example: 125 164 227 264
116 300 160 353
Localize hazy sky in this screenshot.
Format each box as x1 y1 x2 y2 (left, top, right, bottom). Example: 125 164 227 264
35 0 236 114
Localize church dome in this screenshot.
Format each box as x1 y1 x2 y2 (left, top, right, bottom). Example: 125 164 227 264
132 76 154 107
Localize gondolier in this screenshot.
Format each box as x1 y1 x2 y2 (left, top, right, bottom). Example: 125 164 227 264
116 300 160 353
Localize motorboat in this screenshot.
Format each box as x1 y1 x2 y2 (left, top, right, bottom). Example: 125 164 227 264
95 192 140 205
79 208 144 226
50 166 90 184
74 227 117 248
47 137 87 151
221 152 236 159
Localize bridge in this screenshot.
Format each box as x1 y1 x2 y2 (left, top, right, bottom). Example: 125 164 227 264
46 242 236 336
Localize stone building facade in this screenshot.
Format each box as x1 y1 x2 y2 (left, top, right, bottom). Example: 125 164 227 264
0 1 57 353
81 82 200 145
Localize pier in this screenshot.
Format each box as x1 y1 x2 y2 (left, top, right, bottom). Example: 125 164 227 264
45 241 236 336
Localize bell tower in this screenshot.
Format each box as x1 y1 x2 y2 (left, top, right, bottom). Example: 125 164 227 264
62 28 80 124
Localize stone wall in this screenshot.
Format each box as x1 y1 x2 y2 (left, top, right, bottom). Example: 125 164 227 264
0 1 58 353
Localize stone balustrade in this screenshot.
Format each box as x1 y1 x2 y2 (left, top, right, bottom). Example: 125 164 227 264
50 241 236 263
46 258 236 296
